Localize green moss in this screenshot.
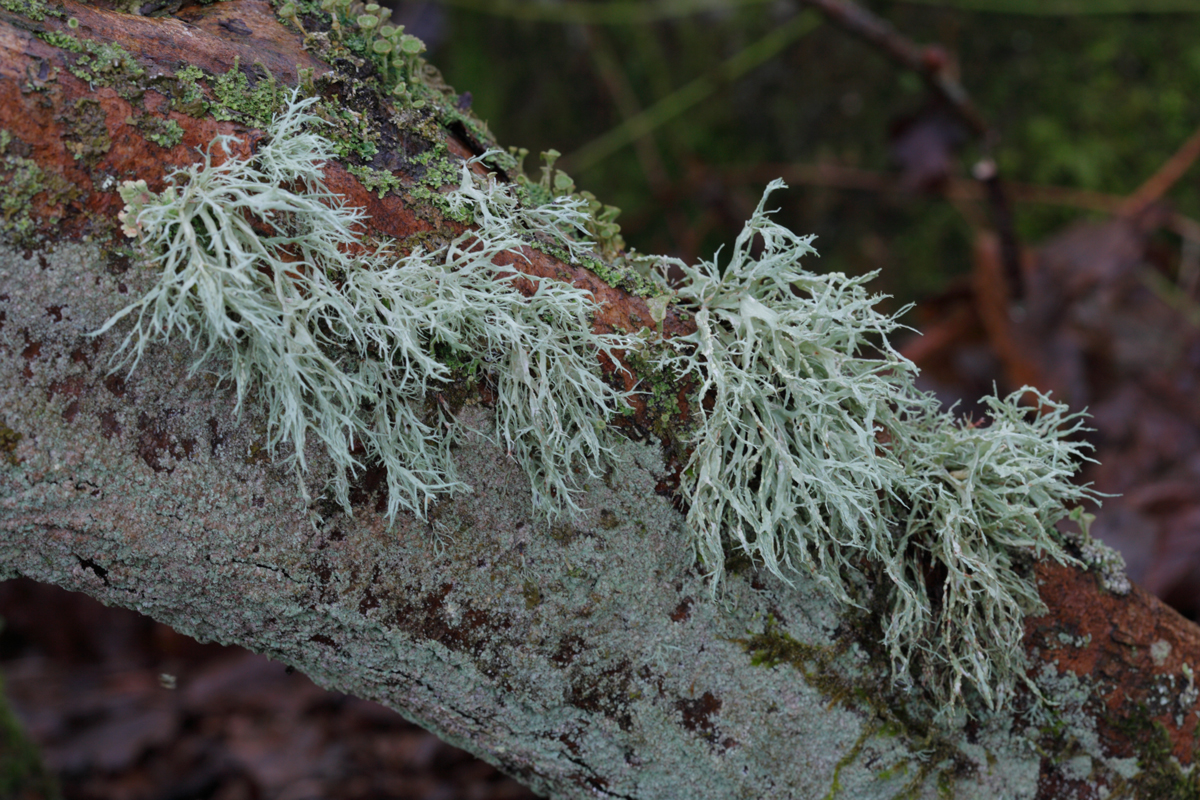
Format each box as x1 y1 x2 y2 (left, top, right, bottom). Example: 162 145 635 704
209 58 286 128
0 129 77 247
169 65 210 117
62 98 112 168
736 616 969 797
740 618 836 671
409 184 472 223
623 342 684 439
315 106 378 161
0 0 53 21
506 148 632 268
69 40 145 96
131 114 185 149
1108 703 1200 799
36 29 83 52
413 143 459 187
347 164 403 199
824 723 876 800
0 423 21 467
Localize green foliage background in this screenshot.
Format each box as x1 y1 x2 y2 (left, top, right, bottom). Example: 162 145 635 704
427 0 1200 317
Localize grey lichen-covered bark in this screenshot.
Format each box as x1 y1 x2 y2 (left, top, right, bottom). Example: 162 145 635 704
0 237 1169 800
0 238 1029 798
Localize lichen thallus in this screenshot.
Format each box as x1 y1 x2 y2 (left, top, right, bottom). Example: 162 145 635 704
95 91 1103 721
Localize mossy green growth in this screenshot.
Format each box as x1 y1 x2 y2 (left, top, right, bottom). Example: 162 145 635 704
0 422 21 467
655 181 1102 720
209 58 286 128
132 114 185 149
36 29 83 53
510 148 628 263
1107 703 1200 799
315 106 378 162
0 0 53 21
170 65 210 117
94 92 638 520
0 130 77 247
69 40 144 92
279 0 432 107
62 98 112 167
346 164 403 199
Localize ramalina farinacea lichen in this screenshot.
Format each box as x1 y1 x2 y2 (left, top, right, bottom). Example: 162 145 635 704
652 182 1100 718
94 91 635 520
96 96 1101 722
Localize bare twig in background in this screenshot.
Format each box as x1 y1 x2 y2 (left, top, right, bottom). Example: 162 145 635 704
795 0 1026 302
563 11 822 172
1120 122 1200 218
663 160 1200 245
799 0 988 136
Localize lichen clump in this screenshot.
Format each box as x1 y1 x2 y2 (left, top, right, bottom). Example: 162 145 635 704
98 98 1102 721
653 182 1100 718
95 91 634 519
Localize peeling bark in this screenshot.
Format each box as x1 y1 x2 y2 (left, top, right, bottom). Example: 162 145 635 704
2 2 1199 798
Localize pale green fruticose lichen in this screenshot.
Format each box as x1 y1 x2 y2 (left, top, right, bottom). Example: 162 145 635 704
93 91 635 520
651 182 1101 720
96 95 1103 723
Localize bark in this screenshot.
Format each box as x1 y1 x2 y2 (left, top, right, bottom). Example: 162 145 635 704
1 2 1199 798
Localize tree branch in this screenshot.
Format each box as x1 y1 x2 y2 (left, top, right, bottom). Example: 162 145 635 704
1 2 1198 797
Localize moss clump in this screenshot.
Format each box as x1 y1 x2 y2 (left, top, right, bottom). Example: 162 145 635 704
62 98 112 168
131 114 185 150
0 130 78 247
36 29 83 52
170 65 211 117
346 164 403 199
0 0 53 21
209 58 286 128
1109 703 1200 799
0 422 22 467
507 148 633 269
68 40 144 93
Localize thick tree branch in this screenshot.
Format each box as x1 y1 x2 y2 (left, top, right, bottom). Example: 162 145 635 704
1 2 1199 798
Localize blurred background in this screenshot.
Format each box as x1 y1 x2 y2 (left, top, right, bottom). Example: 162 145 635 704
4 0 1200 797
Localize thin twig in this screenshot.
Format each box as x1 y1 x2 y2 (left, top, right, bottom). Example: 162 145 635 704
563 11 822 173
798 0 988 137
1119 122 1200 217
649 161 1200 244
796 0 1025 302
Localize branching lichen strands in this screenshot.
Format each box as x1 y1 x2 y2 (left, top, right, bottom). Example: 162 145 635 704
94 92 635 520
660 180 926 602
660 181 1101 719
